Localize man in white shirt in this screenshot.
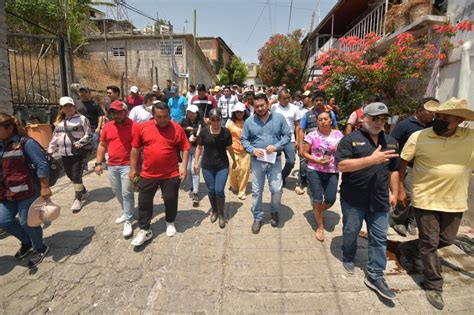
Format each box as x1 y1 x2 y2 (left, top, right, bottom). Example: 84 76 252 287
271 89 301 185
218 86 239 127
129 92 155 124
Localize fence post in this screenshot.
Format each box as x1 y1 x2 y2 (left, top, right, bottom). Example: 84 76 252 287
0 1 14 114
58 37 69 97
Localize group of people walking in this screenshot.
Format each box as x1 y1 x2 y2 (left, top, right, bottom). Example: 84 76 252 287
1 79 473 311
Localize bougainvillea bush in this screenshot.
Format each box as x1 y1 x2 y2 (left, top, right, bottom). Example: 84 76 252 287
258 30 306 93
306 20 473 115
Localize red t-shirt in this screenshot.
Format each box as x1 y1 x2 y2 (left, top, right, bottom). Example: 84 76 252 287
100 118 137 166
132 120 190 179
126 95 144 109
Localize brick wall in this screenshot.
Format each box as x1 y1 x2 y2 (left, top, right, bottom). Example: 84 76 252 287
0 1 13 114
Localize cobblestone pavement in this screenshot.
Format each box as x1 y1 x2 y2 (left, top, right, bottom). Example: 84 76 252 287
1 162 473 314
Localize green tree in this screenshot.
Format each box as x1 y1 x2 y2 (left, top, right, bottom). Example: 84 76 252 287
258 30 306 92
6 0 104 47
218 56 248 86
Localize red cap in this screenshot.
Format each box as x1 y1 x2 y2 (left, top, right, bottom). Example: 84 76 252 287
109 101 128 112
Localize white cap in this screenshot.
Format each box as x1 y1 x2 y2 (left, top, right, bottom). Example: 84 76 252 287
130 86 139 93
232 102 246 112
152 84 159 92
187 104 199 113
59 96 75 106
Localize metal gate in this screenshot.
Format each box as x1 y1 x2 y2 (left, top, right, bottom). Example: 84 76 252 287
6 13 68 124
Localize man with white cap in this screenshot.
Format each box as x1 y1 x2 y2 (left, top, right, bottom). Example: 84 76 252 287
397 98 474 310
152 84 168 103
336 102 399 301
129 92 155 124
126 86 144 110
95 100 137 238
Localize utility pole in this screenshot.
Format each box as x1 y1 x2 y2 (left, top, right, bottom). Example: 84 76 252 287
184 20 188 33
309 10 315 32
193 9 196 84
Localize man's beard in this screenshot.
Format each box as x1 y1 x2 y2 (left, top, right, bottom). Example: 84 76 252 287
362 121 380 135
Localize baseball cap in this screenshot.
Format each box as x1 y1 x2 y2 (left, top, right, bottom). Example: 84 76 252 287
302 90 312 97
59 96 75 107
363 102 391 117
170 86 178 94
232 102 246 112
130 86 139 93
209 108 222 118
109 100 128 112
78 86 90 92
152 84 160 92
186 104 199 113
213 86 221 92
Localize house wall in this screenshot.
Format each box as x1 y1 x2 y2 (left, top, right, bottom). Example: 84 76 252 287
85 36 216 92
0 1 13 114
437 0 474 109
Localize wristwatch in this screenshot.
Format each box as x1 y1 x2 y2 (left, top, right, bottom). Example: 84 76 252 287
95 162 102 166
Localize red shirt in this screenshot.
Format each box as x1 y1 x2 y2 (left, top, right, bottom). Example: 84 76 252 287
126 95 144 109
100 118 137 166
132 120 190 179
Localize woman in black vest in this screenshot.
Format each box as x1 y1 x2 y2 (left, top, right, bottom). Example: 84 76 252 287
0 113 51 267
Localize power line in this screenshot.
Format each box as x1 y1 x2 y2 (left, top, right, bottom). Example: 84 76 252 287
245 2 268 47
287 0 293 33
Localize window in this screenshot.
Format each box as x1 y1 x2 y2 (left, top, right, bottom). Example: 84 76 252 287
248 65 254 71
112 47 125 57
160 40 183 56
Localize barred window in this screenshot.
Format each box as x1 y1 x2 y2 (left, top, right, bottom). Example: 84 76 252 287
160 40 183 56
112 47 125 57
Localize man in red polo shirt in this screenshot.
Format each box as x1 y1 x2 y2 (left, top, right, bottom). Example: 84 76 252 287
126 86 144 110
95 100 137 238
129 102 190 246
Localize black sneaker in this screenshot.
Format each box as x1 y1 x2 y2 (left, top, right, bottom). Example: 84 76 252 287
27 245 49 268
192 194 199 207
426 290 444 310
270 212 279 227
407 218 417 235
364 277 396 300
342 261 355 274
251 220 262 234
14 243 32 259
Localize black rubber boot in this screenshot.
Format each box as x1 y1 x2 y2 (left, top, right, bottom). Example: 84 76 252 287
209 195 218 223
216 197 226 229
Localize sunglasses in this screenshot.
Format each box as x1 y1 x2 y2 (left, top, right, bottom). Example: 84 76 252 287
210 117 221 121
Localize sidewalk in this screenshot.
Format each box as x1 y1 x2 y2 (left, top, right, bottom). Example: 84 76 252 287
0 164 473 314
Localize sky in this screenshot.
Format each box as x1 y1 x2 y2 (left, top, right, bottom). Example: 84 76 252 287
98 0 337 63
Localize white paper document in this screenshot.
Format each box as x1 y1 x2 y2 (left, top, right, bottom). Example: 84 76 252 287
257 151 277 164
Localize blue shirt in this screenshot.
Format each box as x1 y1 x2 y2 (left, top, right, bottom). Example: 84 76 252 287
300 108 337 129
241 112 291 155
168 96 188 123
0 134 49 179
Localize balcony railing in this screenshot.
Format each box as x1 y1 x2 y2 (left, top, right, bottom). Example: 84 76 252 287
346 3 386 38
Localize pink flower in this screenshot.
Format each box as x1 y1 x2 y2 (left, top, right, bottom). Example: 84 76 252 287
456 20 473 32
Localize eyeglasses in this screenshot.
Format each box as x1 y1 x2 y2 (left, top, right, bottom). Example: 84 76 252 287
371 116 389 123
210 117 221 122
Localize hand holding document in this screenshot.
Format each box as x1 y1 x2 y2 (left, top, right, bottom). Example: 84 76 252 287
257 150 277 164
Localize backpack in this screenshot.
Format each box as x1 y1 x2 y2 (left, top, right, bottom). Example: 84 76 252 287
20 137 62 187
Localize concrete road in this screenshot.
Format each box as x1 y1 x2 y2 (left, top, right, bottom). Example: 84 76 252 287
1 163 473 314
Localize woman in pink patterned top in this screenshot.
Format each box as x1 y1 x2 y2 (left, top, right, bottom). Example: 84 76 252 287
302 111 343 241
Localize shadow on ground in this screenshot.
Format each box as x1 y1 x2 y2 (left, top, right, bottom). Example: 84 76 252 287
0 226 95 276
303 209 341 232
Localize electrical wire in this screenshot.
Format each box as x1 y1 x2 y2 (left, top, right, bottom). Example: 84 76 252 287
287 0 293 33
244 2 268 47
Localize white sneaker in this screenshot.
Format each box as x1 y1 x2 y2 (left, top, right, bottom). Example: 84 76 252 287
115 214 127 224
123 221 133 238
71 199 84 212
166 222 176 237
131 229 153 246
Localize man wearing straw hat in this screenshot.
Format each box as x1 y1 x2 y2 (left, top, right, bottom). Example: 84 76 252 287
397 97 474 310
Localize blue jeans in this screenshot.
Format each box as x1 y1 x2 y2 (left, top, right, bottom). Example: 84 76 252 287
91 132 100 149
307 170 338 205
108 165 134 221
0 188 44 250
341 198 389 281
187 146 202 194
202 167 229 198
250 157 283 221
281 142 296 180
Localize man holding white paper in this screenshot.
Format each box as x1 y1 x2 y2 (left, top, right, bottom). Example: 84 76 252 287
241 93 292 234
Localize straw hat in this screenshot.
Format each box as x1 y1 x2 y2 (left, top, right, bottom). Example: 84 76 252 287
424 97 474 121
27 197 61 227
